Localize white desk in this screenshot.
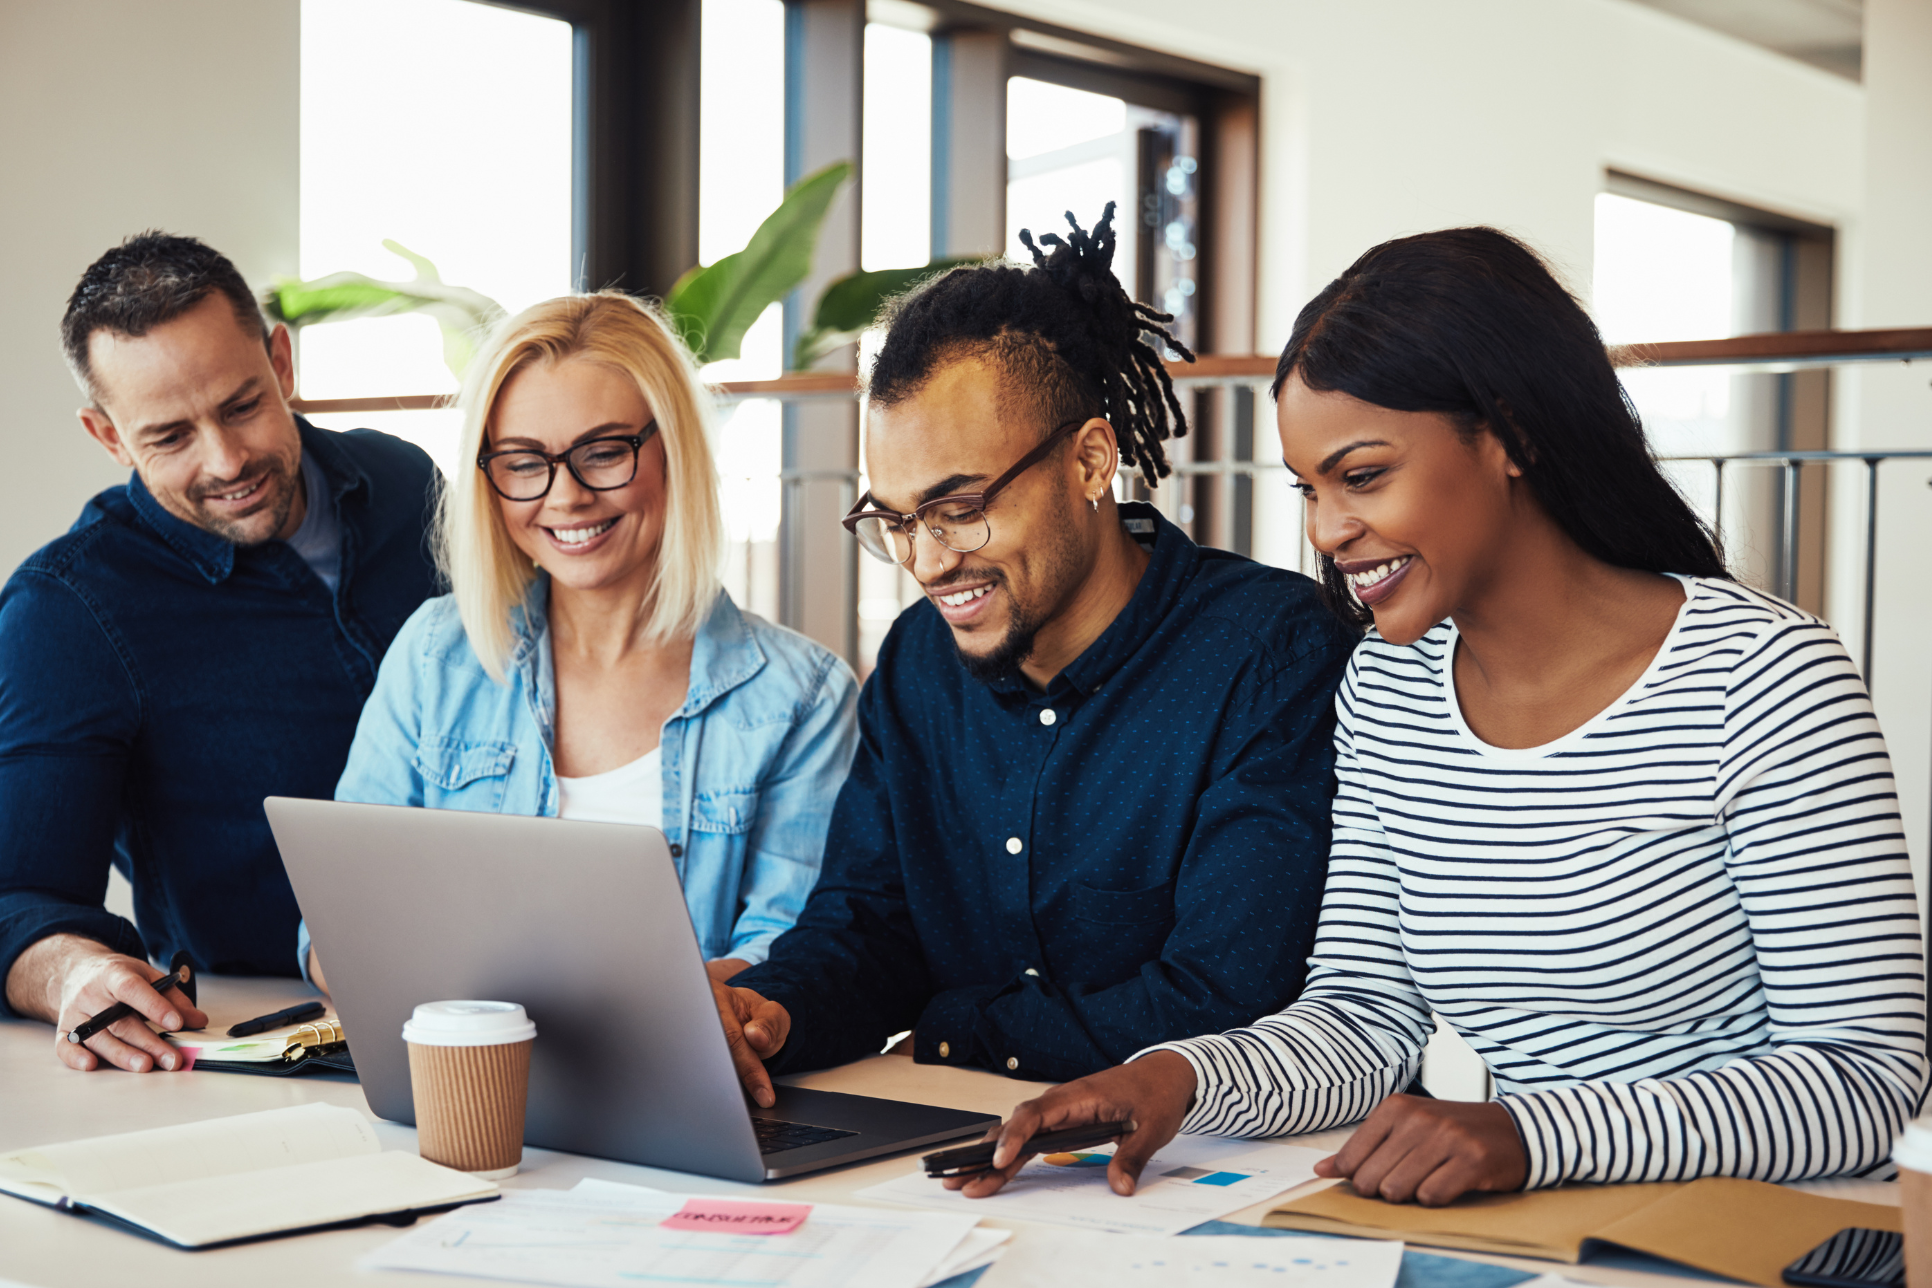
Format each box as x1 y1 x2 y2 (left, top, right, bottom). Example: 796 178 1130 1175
0 975 1897 1288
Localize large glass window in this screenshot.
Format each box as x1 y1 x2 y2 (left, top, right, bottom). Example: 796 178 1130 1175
1004 77 1198 354
296 0 574 472
854 21 935 668
1593 189 1813 595
701 0 787 622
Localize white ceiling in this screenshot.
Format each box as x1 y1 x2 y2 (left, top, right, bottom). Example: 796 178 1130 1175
1623 0 1863 78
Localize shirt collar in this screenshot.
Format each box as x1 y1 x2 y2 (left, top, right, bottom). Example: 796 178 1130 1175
985 501 1199 700
124 415 367 585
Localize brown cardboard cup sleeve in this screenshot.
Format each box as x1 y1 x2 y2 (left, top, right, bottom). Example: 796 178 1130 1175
403 1000 537 1180
1894 1120 1932 1288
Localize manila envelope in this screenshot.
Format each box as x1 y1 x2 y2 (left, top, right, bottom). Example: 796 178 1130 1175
1266 1176 1901 1287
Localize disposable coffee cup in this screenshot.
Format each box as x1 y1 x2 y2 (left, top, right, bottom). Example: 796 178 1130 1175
1893 1119 1932 1286
403 1001 537 1180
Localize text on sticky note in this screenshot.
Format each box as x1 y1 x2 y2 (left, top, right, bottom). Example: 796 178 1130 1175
661 1198 812 1235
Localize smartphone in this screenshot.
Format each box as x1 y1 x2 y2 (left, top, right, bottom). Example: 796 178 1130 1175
1783 1228 1905 1288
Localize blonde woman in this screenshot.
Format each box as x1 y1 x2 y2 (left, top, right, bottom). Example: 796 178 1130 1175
324 293 858 984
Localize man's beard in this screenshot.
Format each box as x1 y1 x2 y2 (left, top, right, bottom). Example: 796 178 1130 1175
946 508 1086 685
187 455 302 546
955 573 1044 683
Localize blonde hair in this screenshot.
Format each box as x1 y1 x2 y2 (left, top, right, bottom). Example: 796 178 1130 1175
441 292 723 681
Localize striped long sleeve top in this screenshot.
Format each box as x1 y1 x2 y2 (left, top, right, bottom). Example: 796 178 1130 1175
1146 576 1926 1188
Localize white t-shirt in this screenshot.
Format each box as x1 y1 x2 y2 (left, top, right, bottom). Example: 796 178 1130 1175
556 746 664 828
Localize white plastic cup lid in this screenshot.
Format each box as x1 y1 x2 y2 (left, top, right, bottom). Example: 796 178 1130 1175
1893 1119 1932 1173
401 1000 537 1047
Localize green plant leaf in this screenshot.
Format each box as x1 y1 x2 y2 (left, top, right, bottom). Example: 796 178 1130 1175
262 241 505 378
666 160 854 365
791 256 987 370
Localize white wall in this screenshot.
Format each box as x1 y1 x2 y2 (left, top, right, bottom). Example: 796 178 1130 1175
1832 0 1932 899
0 1 300 579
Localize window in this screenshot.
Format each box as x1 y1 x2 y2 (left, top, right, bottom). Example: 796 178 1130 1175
296 0 575 474
1005 78 1198 354
700 0 787 623
1593 177 1832 607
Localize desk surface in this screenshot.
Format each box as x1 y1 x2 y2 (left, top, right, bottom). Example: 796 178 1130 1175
0 975 1898 1288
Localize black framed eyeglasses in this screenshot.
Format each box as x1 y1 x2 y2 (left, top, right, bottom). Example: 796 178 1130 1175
477 420 660 501
840 419 1085 566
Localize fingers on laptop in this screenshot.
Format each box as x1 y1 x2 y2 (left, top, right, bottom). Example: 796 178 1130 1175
713 980 787 1108
59 959 206 1074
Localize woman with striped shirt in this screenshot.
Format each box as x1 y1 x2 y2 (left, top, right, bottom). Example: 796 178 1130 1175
954 227 1925 1208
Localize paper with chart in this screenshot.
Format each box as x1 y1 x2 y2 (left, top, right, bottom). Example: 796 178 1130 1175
857 1135 1327 1237
981 1230 1403 1288
359 1179 983 1288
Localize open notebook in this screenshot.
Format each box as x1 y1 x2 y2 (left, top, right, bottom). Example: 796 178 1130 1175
0 1103 498 1248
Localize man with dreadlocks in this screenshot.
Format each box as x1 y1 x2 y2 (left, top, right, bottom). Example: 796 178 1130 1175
714 205 1354 1101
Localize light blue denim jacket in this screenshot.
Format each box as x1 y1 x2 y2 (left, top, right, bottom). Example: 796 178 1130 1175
326 577 858 965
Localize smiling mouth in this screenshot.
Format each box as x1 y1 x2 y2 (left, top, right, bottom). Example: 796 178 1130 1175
547 518 615 546
937 585 991 608
203 476 268 505
1343 556 1411 594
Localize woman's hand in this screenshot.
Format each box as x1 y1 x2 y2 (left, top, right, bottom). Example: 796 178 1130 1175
1314 1095 1527 1206
945 1050 1198 1199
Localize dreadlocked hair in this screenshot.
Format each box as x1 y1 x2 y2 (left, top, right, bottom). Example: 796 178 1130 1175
867 202 1196 490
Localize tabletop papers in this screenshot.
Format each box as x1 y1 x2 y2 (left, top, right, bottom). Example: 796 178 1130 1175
359 1178 982 1288
858 1135 1327 1238
980 1230 1404 1288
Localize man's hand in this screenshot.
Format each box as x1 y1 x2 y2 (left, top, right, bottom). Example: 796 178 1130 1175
705 958 752 984
306 946 330 997
710 977 790 1108
1313 1094 1527 1207
945 1050 1198 1199
5 934 209 1073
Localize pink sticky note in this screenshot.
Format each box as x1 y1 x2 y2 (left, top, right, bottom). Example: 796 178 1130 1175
661 1198 812 1235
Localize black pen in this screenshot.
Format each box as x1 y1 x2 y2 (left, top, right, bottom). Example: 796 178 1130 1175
227 999 326 1038
66 963 192 1046
923 1119 1138 1178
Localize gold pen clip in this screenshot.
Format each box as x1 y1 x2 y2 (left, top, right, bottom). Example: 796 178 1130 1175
281 1018 347 1063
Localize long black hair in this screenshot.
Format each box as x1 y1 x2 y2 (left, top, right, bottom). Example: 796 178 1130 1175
1276 226 1726 626
869 203 1194 489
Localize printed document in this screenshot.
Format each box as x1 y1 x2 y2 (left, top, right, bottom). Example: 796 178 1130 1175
982 1229 1403 1288
360 1179 982 1288
859 1135 1326 1238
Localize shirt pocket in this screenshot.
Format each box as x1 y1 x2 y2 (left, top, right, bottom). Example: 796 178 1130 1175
691 789 759 835
1068 878 1176 926
413 737 517 812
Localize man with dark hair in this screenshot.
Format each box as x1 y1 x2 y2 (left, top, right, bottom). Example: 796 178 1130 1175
712 207 1356 1101
0 232 440 1072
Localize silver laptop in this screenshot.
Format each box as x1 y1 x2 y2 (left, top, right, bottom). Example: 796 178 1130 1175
265 797 998 1182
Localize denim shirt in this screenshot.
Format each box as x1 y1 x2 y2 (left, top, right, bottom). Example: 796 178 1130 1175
332 578 858 964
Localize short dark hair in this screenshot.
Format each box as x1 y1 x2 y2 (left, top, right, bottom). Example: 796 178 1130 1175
1275 226 1727 626
867 203 1194 490
61 231 270 404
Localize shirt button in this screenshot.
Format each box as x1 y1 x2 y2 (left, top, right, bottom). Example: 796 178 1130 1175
1025 968 1039 977
668 843 683 858
1039 708 1057 726
1006 837 1023 854
938 1041 951 1059
1006 1057 1020 1071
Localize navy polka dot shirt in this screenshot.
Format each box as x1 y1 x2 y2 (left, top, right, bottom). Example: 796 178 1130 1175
736 504 1356 1081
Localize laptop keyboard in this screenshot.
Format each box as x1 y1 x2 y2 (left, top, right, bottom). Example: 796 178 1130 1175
751 1116 860 1155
